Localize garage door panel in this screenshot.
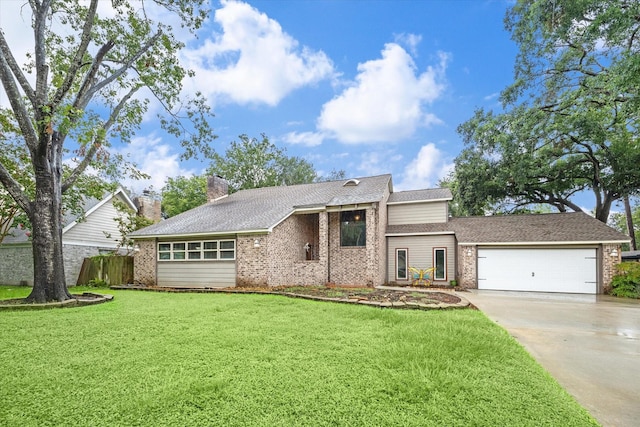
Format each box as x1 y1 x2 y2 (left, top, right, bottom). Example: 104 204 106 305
478 249 596 294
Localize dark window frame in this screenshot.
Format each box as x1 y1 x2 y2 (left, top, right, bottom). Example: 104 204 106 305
433 247 447 281
340 210 366 247
396 248 409 281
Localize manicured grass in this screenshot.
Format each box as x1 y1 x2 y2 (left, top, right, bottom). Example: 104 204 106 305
0 287 598 426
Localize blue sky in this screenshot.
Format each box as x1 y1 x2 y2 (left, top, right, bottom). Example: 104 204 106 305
2 0 518 193
172 0 518 192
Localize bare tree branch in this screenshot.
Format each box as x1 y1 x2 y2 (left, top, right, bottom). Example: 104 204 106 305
0 32 36 106
78 29 163 108
62 85 140 192
51 0 99 106
0 161 31 215
0 52 38 152
33 0 51 108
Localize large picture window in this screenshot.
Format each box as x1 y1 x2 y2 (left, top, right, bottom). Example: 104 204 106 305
340 210 366 247
433 248 447 281
396 248 408 281
158 240 235 261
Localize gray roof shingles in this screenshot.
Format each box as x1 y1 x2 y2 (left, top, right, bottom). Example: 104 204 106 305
132 174 392 238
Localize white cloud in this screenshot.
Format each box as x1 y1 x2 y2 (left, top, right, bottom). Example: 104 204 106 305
181 0 335 106
394 33 422 57
395 143 453 190
281 131 324 147
113 135 199 193
317 44 448 144
484 92 500 101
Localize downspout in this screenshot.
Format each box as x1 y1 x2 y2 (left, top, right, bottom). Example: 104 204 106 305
327 212 331 283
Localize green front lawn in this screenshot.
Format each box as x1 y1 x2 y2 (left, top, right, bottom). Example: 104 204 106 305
0 287 597 426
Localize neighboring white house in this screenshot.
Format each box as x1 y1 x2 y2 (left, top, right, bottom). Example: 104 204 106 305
0 188 137 286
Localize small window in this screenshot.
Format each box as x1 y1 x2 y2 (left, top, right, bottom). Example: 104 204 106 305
158 243 171 260
341 210 366 247
434 248 447 281
188 242 202 260
396 249 408 281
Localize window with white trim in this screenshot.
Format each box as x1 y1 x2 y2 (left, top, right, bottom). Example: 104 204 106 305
396 248 408 281
433 248 446 280
158 240 235 261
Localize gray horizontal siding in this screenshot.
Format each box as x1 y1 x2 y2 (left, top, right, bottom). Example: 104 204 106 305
158 261 236 288
388 201 447 225
387 234 456 283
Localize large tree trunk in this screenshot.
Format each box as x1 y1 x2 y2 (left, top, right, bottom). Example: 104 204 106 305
594 192 615 224
25 133 72 303
624 196 637 251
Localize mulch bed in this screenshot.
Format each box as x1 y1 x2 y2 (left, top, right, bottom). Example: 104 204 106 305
275 286 462 305
110 284 469 309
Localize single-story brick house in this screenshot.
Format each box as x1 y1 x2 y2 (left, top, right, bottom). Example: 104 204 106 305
131 174 629 294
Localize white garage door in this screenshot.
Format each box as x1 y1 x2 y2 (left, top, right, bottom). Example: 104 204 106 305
477 248 597 294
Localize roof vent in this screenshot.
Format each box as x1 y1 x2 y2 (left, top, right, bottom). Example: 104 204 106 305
343 179 360 187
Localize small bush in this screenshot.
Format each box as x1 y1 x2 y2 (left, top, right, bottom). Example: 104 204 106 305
87 278 108 287
610 262 640 298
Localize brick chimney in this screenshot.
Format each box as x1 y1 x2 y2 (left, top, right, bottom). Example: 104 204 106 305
135 190 162 222
207 175 228 202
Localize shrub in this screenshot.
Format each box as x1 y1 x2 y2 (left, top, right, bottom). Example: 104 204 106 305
87 278 108 288
610 262 640 298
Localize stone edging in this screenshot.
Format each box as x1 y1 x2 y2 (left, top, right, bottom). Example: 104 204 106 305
110 285 470 310
0 292 114 311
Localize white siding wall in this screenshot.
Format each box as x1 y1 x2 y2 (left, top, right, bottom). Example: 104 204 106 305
387 201 448 225
63 196 125 247
158 261 236 287
387 234 456 284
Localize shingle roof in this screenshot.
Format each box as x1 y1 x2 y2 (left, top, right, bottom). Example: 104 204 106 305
131 174 392 238
387 212 628 244
388 188 452 204
450 212 628 244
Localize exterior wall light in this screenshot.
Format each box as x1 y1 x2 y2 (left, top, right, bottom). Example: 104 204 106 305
254 239 261 248
610 248 618 257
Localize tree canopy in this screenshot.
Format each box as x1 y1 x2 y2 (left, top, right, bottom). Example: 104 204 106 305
161 175 208 218
208 134 317 194
0 0 215 302
453 0 640 222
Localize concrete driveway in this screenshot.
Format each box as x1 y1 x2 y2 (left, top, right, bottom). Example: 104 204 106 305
462 290 640 427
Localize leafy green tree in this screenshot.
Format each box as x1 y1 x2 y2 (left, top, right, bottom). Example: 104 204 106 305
209 134 317 193
161 175 208 218
455 0 640 221
610 198 639 251
0 0 215 302
105 199 155 256
316 169 346 182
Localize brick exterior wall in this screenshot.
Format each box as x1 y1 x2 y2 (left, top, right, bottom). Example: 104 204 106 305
327 206 382 286
236 213 329 287
133 239 157 286
0 243 103 286
236 234 270 287
64 244 102 285
235 206 385 288
457 245 477 289
602 243 622 293
0 245 34 286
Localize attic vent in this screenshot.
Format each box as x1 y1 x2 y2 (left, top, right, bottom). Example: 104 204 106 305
343 179 360 187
